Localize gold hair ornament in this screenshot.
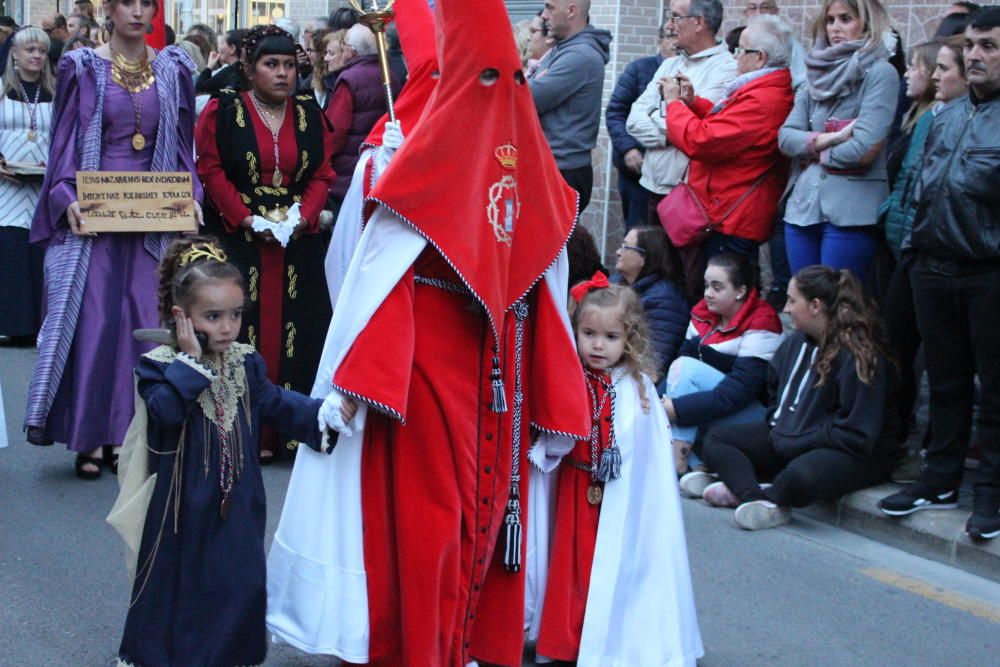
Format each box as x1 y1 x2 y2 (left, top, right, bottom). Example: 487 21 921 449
179 243 228 266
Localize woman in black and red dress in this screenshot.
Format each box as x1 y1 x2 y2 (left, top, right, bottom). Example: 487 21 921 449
196 25 335 460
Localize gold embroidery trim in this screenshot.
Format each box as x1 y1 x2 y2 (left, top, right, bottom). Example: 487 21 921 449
240 193 252 204
297 105 307 132
253 186 289 196
287 265 298 299
247 324 257 347
248 266 259 302
234 99 246 128
247 152 259 185
294 150 309 182
196 343 255 434
285 322 296 358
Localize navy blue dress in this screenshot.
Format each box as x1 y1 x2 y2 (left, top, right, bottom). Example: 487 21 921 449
118 344 325 667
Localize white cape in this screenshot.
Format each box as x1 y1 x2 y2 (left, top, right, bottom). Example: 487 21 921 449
557 370 703 667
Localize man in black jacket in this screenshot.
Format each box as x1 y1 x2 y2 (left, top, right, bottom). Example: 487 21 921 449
605 18 675 230
879 7 1000 541
196 29 248 96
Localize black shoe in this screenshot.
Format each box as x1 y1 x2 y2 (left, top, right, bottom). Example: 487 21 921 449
966 496 1000 541
878 482 959 516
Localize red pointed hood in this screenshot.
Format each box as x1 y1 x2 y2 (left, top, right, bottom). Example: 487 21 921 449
364 0 439 147
366 0 578 338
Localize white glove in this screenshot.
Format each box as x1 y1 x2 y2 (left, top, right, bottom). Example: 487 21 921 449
382 120 404 150
318 389 355 438
250 203 301 248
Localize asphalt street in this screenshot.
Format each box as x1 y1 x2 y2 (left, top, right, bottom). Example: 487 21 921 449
2 344 998 666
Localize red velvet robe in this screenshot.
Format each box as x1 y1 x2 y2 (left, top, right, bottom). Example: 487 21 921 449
535 371 612 661
334 251 588 667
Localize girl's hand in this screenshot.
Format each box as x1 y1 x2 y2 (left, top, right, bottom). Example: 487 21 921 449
174 312 203 358
341 398 358 423
66 201 95 236
661 396 677 421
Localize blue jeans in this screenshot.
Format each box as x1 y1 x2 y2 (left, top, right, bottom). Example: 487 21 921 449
784 222 878 283
667 357 767 468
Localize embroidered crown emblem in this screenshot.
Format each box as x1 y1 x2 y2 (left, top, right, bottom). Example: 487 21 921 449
179 243 228 266
495 143 518 170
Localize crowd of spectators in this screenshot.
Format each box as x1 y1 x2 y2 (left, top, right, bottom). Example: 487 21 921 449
0 1 997 538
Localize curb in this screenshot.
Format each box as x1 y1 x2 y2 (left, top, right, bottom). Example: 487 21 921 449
800 483 1000 583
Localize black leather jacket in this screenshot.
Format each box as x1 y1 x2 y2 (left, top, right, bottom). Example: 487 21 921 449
910 93 1000 271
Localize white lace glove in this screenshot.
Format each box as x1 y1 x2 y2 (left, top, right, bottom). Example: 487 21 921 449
318 389 355 438
374 120 405 178
382 120 404 150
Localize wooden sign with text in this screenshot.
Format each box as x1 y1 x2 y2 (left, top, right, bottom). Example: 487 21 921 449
76 171 197 233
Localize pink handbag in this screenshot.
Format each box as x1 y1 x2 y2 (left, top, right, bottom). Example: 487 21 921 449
656 174 767 248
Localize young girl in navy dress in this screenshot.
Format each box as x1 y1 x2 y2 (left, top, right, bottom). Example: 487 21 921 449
535 275 703 666
109 236 338 667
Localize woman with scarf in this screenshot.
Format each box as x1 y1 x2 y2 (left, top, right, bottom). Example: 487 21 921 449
778 0 898 283
0 27 55 345
196 25 335 462
26 0 201 479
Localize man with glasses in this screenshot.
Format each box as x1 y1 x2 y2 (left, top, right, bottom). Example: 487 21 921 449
529 0 612 215
41 14 69 70
627 0 736 224
606 20 677 229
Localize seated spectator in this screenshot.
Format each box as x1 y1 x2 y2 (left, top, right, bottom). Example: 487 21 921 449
666 254 783 477
778 0 899 283
692 265 898 530
567 226 607 291
195 28 248 96
663 14 795 263
612 225 689 386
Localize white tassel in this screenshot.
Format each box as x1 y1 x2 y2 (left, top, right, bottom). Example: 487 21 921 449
596 445 621 482
490 355 508 413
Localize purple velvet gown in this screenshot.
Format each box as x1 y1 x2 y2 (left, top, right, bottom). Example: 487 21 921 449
29 51 200 453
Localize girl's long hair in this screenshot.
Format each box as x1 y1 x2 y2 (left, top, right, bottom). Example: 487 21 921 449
2 27 56 100
793 265 890 386
157 235 244 325
572 283 656 405
900 41 942 133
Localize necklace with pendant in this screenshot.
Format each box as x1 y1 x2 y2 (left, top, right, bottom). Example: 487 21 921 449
111 48 155 151
249 90 287 187
16 79 41 142
584 370 615 505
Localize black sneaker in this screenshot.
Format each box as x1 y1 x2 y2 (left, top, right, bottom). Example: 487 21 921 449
966 496 1000 541
878 483 959 516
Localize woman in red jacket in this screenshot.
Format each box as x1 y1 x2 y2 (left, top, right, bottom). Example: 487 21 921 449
663 15 795 261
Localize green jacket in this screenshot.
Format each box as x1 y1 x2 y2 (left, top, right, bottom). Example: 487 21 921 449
878 110 934 259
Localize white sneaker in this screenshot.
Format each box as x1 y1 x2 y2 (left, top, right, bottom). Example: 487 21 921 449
678 471 717 498
734 500 791 530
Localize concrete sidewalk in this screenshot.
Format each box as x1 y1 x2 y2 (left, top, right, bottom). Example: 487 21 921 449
802 477 1000 583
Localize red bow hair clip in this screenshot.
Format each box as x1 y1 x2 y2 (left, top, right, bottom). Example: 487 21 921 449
570 271 610 303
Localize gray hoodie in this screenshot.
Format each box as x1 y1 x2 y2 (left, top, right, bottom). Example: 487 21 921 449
528 26 612 170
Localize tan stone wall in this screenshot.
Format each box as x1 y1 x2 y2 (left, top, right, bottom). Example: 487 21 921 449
584 0 961 262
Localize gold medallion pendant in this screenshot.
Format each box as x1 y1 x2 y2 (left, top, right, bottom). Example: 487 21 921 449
272 170 283 188
132 133 146 151
586 483 603 505
27 130 36 142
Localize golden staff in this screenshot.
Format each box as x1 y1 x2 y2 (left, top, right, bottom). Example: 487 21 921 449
349 0 398 123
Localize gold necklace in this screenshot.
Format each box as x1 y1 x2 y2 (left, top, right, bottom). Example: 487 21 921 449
249 90 287 187
112 49 155 151
111 48 155 93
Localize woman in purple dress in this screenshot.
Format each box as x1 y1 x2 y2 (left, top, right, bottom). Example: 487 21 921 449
26 0 202 479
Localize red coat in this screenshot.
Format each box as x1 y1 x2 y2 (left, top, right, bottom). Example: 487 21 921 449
666 68 794 243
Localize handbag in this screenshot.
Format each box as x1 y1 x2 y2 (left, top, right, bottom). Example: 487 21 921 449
657 173 767 248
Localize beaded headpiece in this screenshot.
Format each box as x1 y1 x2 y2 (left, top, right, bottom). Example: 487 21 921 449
179 242 228 266
240 25 296 67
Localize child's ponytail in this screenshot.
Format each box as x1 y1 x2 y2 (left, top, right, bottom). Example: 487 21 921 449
157 235 244 325
793 265 891 385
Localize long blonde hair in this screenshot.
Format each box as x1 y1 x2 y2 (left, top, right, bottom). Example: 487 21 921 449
2 27 56 100
572 283 656 406
810 0 893 49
